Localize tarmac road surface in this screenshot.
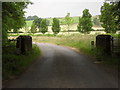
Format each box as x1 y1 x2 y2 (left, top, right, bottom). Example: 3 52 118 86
4 43 118 88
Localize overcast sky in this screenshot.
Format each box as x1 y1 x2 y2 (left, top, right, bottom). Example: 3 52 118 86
24 0 104 18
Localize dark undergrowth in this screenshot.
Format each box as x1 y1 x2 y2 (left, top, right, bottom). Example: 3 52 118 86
2 42 41 81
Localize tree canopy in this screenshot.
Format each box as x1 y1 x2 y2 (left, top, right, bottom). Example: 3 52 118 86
33 18 42 29
30 22 37 34
2 2 31 44
26 15 39 21
77 17 82 32
52 18 61 35
99 2 117 33
111 1 120 30
40 19 48 34
78 9 93 34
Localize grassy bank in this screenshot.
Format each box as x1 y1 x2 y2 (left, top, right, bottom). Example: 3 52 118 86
32 33 96 55
2 43 41 81
32 33 119 66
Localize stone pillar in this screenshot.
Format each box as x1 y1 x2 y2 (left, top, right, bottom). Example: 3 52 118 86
96 35 113 55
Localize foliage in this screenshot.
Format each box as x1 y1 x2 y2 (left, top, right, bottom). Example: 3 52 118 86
52 18 61 35
78 9 93 34
26 15 39 21
111 1 120 30
33 18 42 29
3 44 40 80
77 17 82 32
99 3 117 33
30 22 37 34
13 29 19 33
40 19 48 34
2 2 31 45
64 13 74 31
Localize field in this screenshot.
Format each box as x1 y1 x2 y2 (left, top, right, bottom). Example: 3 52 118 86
26 16 80 27
25 16 101 28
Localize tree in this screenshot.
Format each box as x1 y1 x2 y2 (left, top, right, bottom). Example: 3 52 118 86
2 2 31 45
77 17 83 33
99 2 117 33
52 18 61 35
40 19 48 34
79 9 93 34
30 22 37 34
26 16 33 21
32 15 39 20
64 13 74 32
111 1 120 30
26 15 38 21
33 18 42 30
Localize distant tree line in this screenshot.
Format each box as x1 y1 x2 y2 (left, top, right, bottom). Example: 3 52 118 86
29 9 93 34
26 2 120 35
26 15 39 21
30 17 61 34
2 1 120 45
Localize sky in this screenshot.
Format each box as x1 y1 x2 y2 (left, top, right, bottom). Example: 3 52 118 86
24 0 105 18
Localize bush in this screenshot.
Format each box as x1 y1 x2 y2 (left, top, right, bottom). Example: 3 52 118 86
2 44 41 80
40 19 48 34
52 18 61 35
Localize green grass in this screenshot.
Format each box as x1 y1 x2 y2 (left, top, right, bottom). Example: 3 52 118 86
32 33 119 67
8 33 56 37
2 43 41 80
8 33 119 69
32 33 96 55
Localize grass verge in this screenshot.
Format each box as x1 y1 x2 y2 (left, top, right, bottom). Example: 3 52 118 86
2 43 41 81
32 33 119 67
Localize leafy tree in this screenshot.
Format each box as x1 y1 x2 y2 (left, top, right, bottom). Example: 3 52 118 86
52 18 61 35
26 15 38 21
80 9 93 34
2 2 31 45
99 3 117 33
111 1 120 30
33 15 39 20
77 17 83 33
26 16 33 21
30 22 37 34
33 18 42 30
64 13 74 32
40 19 48 34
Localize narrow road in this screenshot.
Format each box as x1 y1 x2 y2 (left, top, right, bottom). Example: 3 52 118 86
4 43 118 88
